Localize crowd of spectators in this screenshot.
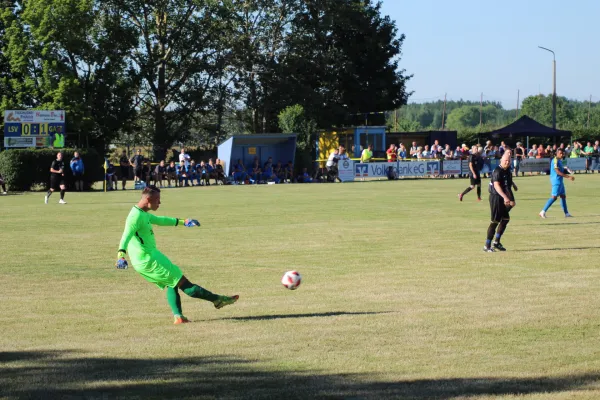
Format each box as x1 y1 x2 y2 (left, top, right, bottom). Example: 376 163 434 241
338 139 599 180
105 148 230 190
8 139 594 194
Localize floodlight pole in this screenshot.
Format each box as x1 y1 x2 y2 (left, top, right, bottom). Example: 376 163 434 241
538 46 556 129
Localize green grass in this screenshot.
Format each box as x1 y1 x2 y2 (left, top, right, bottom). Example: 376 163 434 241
1 175 600 399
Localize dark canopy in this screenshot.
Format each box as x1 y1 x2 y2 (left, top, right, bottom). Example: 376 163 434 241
480 115 571 140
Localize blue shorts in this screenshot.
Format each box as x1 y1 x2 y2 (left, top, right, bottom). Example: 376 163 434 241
551 183 565 197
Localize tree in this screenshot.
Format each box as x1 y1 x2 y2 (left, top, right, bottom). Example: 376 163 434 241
278 104 316 151
1 0 139 150
0 0 19 115
227 0 298 134
277 0 411 129
520 94 576 129
446 106 480 130
108 0 233 158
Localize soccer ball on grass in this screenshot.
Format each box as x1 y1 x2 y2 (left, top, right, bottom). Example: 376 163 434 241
281 271 302 290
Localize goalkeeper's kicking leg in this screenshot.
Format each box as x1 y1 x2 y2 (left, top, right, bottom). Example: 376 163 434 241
166 276 239 324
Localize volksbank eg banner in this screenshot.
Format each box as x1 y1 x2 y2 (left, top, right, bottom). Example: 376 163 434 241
355 161 440 178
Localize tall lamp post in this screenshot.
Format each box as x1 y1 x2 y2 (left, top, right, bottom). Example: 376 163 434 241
538 46 556 129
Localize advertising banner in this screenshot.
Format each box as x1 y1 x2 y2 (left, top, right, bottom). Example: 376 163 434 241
338 159 355 182
4 110 65 123
520 158 549 173
397 161 439 177
4 137 36 148
566 157 586 171
355 162 395 178
3 110 66 148
355 161 441 178
442 160 461 174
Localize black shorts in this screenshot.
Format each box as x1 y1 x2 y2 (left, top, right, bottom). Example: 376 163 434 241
50 175 65 190
135 167 143 179
120 167 130 179
470 175 481 186
489 194 511 222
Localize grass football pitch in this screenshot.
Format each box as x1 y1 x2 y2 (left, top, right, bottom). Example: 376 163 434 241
1 175 600 399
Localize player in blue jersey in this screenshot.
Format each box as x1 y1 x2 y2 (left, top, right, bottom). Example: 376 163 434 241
539 148 575 219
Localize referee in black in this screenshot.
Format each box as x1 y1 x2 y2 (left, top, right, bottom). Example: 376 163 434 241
484 151 517 252
45 152 67 204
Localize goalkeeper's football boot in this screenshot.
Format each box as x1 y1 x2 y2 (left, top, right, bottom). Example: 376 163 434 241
483 246 495 253
493 242 507 251
213 295 239 309
173 316 190 325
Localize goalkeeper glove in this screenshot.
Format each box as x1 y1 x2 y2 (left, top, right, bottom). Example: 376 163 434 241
183 218 200 227
115 250 128 269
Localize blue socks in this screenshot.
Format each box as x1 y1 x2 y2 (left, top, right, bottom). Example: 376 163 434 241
543 198 556 212
561 197 569 214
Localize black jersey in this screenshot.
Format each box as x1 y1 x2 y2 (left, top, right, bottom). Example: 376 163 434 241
119 155 129 167
489 166 514 200
51 159 65 176
515 147 524 159
468 154 483 176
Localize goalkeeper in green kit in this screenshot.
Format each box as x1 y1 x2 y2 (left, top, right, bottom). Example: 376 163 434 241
116 185 238 324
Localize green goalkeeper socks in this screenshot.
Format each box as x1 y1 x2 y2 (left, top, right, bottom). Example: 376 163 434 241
166 287 183 316
180 281 219 302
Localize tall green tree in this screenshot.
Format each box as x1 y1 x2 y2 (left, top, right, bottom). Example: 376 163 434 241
520 94 575 129
227 0 297 134
278 0 411 129
108 0 233 158
0 0 19 115
1 0 139 150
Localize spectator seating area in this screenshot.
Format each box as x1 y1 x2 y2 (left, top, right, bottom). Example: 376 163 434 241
98 139 600 191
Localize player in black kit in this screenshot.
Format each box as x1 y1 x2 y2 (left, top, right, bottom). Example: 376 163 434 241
459 146 484 201
484 151 518 252
45 152 67 204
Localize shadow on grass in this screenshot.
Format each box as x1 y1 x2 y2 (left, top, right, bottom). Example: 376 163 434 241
526 221 600 226
513 246 598 252
219 311 392 321
514 198 554 201
0 192 26 196
1 350 600 399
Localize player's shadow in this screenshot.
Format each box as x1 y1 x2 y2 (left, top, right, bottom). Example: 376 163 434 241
218 311 392 321
2 350 600 399
513 246 598 252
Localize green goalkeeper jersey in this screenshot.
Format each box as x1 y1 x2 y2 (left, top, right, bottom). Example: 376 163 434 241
119 206 180 264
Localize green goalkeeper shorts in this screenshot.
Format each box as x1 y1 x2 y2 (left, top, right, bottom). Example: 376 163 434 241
133 251 184 290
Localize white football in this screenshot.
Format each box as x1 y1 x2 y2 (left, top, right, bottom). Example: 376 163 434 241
281 270 302 290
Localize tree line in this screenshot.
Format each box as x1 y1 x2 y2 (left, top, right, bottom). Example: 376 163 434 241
0 0 410 158
387 95 600 144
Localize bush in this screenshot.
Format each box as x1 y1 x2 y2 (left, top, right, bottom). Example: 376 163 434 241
0 148 105 191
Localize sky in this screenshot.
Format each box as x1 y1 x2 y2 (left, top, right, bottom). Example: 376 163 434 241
379 0 600 107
